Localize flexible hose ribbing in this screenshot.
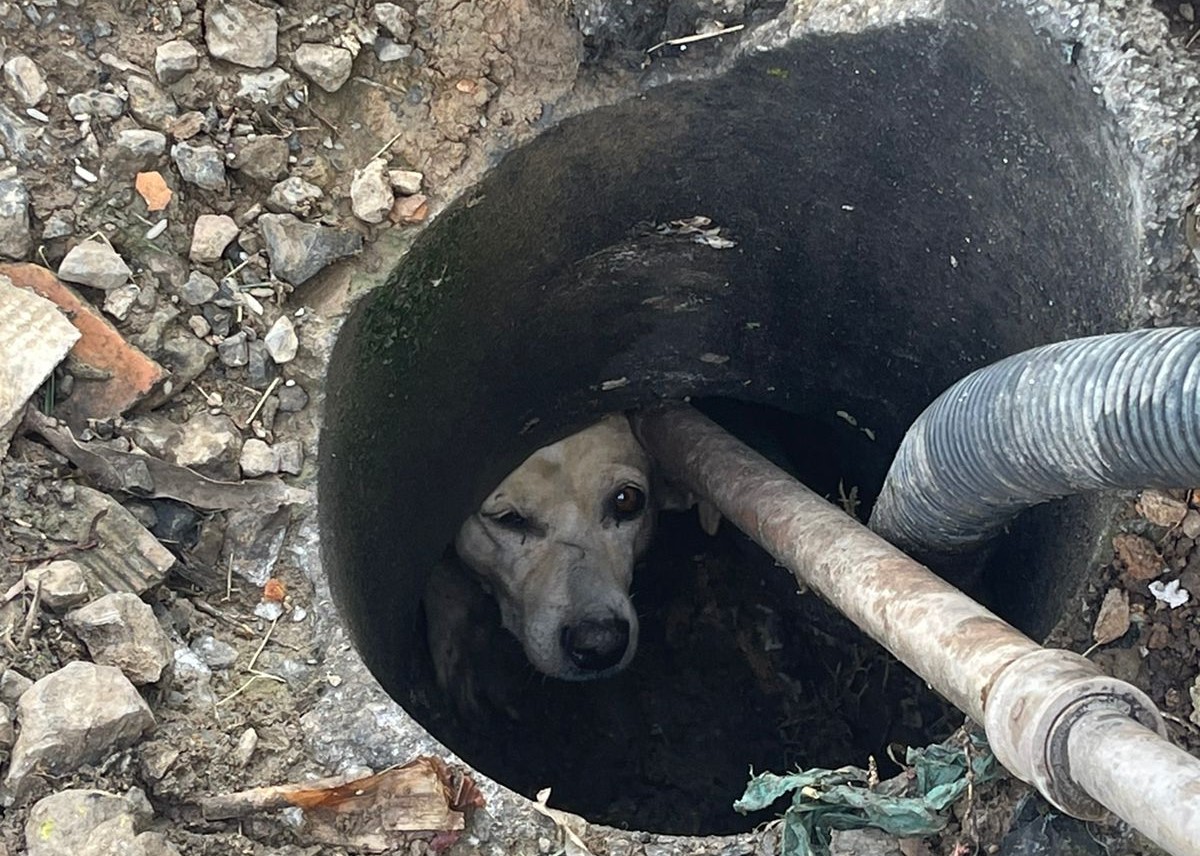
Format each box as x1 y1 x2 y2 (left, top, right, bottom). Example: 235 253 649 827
870 328 1200 555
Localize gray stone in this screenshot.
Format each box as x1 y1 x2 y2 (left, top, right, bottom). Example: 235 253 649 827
114 129 167 168
275 438 303 475
103 283 141 321
0 668 33 705
293 43 353 93
186 314 210 338
350 158 394 224
373 2 412 41
67 91 125 118
4 662 155 795
236 67 291 104
66 593 174 685
172 141 225 191
126 76 177 131
265 176 322 215
188 214 238 262
0 176 31 259
375 39 413 63
230 136 288 182
259 213 362 286
217 330 249 367
145 329 215 407
232 726 258 767
24 560 89 610
169 411 242 478
179 270 219 305
389 169 423 195
277 382 308 412
63 487 176 596
43 211 74 240
0 701 12 749
0 103 38 160
57 241 132 290
205 0 278 68
3 55 48 106
25 789 152 856
190 634 237 669
239 438 278 477
154 39 198 84
263 314 298 363
246 339 272 388
222 506 290 585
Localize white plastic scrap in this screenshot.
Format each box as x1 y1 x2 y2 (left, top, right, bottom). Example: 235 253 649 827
1148 578 1190 609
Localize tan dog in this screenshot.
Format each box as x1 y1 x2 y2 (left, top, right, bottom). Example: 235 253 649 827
424 413 717 713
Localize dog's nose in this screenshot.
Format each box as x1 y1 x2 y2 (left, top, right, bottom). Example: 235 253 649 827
561 617 630 672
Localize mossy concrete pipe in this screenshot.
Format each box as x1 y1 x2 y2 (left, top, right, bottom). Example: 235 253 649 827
635 405 1200 856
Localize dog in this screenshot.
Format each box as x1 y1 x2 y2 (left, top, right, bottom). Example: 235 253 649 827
424 413 718 714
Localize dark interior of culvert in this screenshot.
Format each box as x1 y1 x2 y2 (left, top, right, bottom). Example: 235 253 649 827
320 8 1141 837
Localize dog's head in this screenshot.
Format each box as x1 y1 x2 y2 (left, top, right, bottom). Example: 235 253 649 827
455 414 654 680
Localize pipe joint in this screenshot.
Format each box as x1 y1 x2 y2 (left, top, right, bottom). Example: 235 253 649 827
984 648 1165 819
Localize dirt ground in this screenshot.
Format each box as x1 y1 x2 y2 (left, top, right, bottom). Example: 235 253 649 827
1 1 1199 855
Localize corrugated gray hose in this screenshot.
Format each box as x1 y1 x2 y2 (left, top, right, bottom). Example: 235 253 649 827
869 327 1200 557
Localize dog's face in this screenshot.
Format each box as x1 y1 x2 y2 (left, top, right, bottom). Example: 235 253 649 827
455 415 654 680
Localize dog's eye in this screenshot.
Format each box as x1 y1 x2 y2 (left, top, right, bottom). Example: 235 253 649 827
491 510 529 531
611 485 646 520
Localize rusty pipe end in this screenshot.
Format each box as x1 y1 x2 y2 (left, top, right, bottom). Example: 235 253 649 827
983 648 1165 819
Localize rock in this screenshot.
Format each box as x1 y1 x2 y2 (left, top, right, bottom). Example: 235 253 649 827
66 593 174 685
0 176 31 259
217 330 249 367
391 192 429 224
1136 490 1188 528
103 283 141 321
57 240 132 290
264 314 298 363
66 486 176 596
126 76 177 131
154 40 198 84
1092 588 1130 645
259 213 362 286
350 158 394 224
236 67 291 104
139 741 181 783
0 701 12 750
4 662 155 795
293 43 353 93
1183 509 1200 540
189 214 238 262
148 499 200 545
230 136 288 182
1113 532 1165 581
25 788 177 856
232 727 258 767
265 176 322 215
203 304 233 337
0 668 33 705
24 560 89 610
113 130 167 171
277 382 308 412
179 270 219 305
191 634 238 669
171 141 226 191
239 438 279 477
205 0 278 68
375 39 413 63
67 91 125 119
222 506 290 585
0 102 39 159
275 438 303 475
145 328 215 407
389 169 423 195
374 3 413 40
43 211 74 240
246 339 273 388
169 411 242 478
3 55 48 106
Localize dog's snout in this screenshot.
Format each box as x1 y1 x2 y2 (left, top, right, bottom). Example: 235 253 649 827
561 617 630 672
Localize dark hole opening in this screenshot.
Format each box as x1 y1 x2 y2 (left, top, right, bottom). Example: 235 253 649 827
406 398 962 835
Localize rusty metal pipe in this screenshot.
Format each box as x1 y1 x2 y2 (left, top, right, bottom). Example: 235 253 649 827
634 405 1200 856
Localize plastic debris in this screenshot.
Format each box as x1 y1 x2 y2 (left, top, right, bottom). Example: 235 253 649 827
734 732 998 856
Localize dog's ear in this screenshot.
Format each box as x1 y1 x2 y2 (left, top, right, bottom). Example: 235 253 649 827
655 475 722 536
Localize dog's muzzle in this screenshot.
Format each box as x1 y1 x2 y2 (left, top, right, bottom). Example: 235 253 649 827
560 617 630 672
